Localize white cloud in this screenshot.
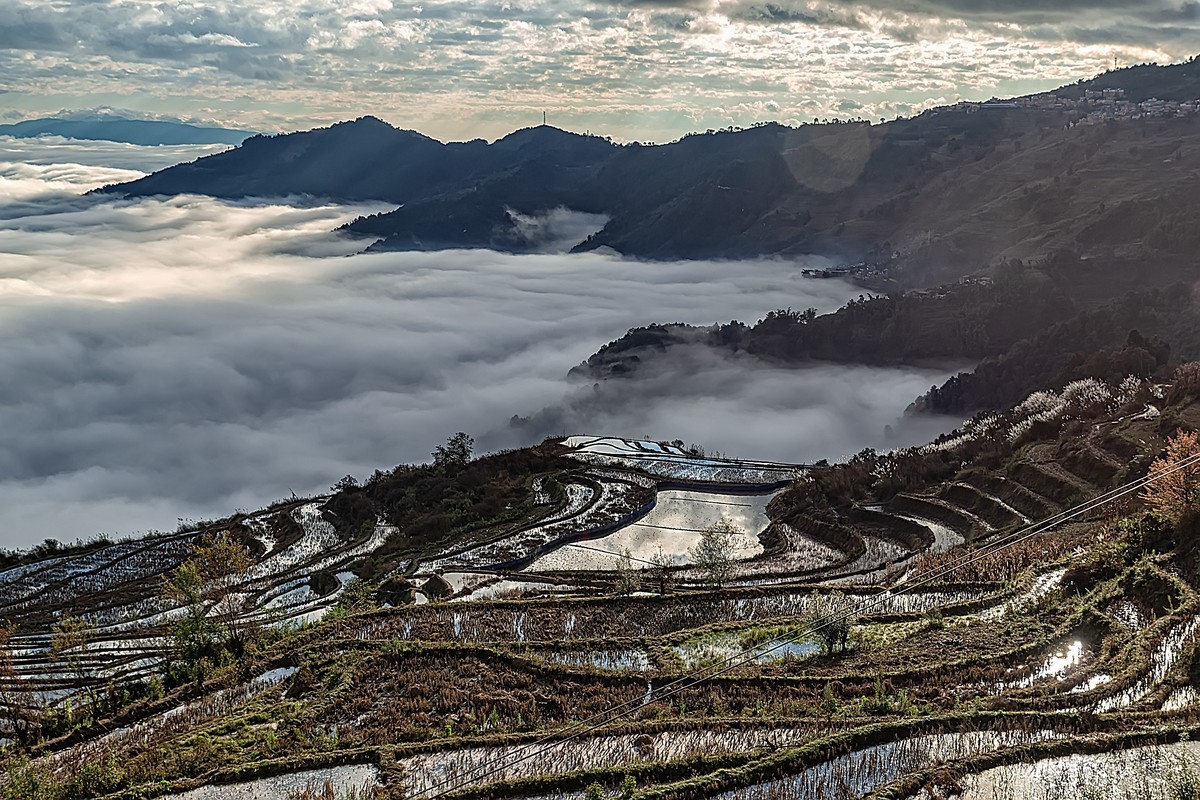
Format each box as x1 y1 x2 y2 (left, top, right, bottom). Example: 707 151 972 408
0 0 1190 142
0 139 960 548
146 32 258 48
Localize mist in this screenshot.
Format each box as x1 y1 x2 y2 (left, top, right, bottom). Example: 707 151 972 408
516 344 961 463
0 138 962 549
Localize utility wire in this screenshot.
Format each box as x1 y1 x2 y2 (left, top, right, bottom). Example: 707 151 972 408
562 542 659 568
404 450 1200 799
411 453 1200 798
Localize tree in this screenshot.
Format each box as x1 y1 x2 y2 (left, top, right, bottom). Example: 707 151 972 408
433 432 474 470
1171 362 1200 402
808 590 856 656
615 548 638 595
1141 429 1200 523
189 531 255 654
50 615 97 713
331 474 359 493
689 519 742 588
164 530 255 674
0 624 41 746
164 560 221 669
646 546 674 595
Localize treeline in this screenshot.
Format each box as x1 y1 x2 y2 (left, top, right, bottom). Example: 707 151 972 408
575 273 1070 380
319 436 573 577
714 271 1070 365
917 287 1189 413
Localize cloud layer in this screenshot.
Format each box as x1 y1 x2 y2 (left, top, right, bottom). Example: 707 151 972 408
0 139 959 549
0 0 1192 142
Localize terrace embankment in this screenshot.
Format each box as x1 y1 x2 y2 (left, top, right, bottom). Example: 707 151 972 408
5 373 1200 799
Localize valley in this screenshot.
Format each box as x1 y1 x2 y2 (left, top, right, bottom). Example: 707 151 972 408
6 45 1200 800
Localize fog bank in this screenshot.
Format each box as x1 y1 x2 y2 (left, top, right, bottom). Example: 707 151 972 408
0 140 960 548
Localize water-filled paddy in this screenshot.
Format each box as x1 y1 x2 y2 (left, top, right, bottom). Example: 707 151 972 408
954 742 1200 800
160 765 381 799
525 490 773 571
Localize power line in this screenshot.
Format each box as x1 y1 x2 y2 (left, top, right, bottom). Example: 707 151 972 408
411 455 1199 797
561 542 658 568
403 450 1200 799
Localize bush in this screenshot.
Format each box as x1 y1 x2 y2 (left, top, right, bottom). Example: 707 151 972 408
1141 429 1200 523
1169 361 1200 402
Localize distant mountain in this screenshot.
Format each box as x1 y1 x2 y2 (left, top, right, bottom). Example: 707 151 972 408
0 116 255 146
100 116 615 211
97 58 1200 288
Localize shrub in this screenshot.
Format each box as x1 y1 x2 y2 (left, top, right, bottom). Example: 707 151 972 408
1170 361 1200 403
1141 429 1200 523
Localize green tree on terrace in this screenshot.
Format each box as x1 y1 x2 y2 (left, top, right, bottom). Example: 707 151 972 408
808 590 855 657
49 614 98 714
163 530 255 680
690 519 742 588
165 559 221 672
1141 429 1200 523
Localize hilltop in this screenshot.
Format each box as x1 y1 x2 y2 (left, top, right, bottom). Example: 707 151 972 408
96 58 1200 289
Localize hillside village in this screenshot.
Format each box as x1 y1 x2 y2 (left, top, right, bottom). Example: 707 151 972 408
945 87 1200 124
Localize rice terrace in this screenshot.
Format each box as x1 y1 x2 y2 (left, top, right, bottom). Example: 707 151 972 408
0 367 1199 800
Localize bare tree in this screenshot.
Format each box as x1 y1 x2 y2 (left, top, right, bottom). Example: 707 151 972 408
50 615 97 714
646 546 675 596
0 624 41 746
615 548 639 595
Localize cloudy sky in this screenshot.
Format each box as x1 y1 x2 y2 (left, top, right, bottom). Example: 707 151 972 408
0 0 1196 141
0 138 960 548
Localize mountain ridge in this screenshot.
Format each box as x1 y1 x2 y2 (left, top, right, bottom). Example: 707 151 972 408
95 58 1200 289
0 116 256 146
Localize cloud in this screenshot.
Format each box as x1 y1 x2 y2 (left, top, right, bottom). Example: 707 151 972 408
0 0 1190 143
504 207 610 252
0 137 233 172
517 344 960 462
0 139 963 549
630 0 1192 25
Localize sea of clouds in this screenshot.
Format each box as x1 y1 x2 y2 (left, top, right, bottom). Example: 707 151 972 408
0 137 961 548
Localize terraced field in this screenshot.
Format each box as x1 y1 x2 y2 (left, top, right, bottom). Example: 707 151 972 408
3 375 1200 800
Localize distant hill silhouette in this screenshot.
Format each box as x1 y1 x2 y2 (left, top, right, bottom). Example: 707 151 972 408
0 117 254 146
97 58 1200 289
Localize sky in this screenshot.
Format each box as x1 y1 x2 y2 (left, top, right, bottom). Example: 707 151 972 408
0 137 960 549
0 1 1197 142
